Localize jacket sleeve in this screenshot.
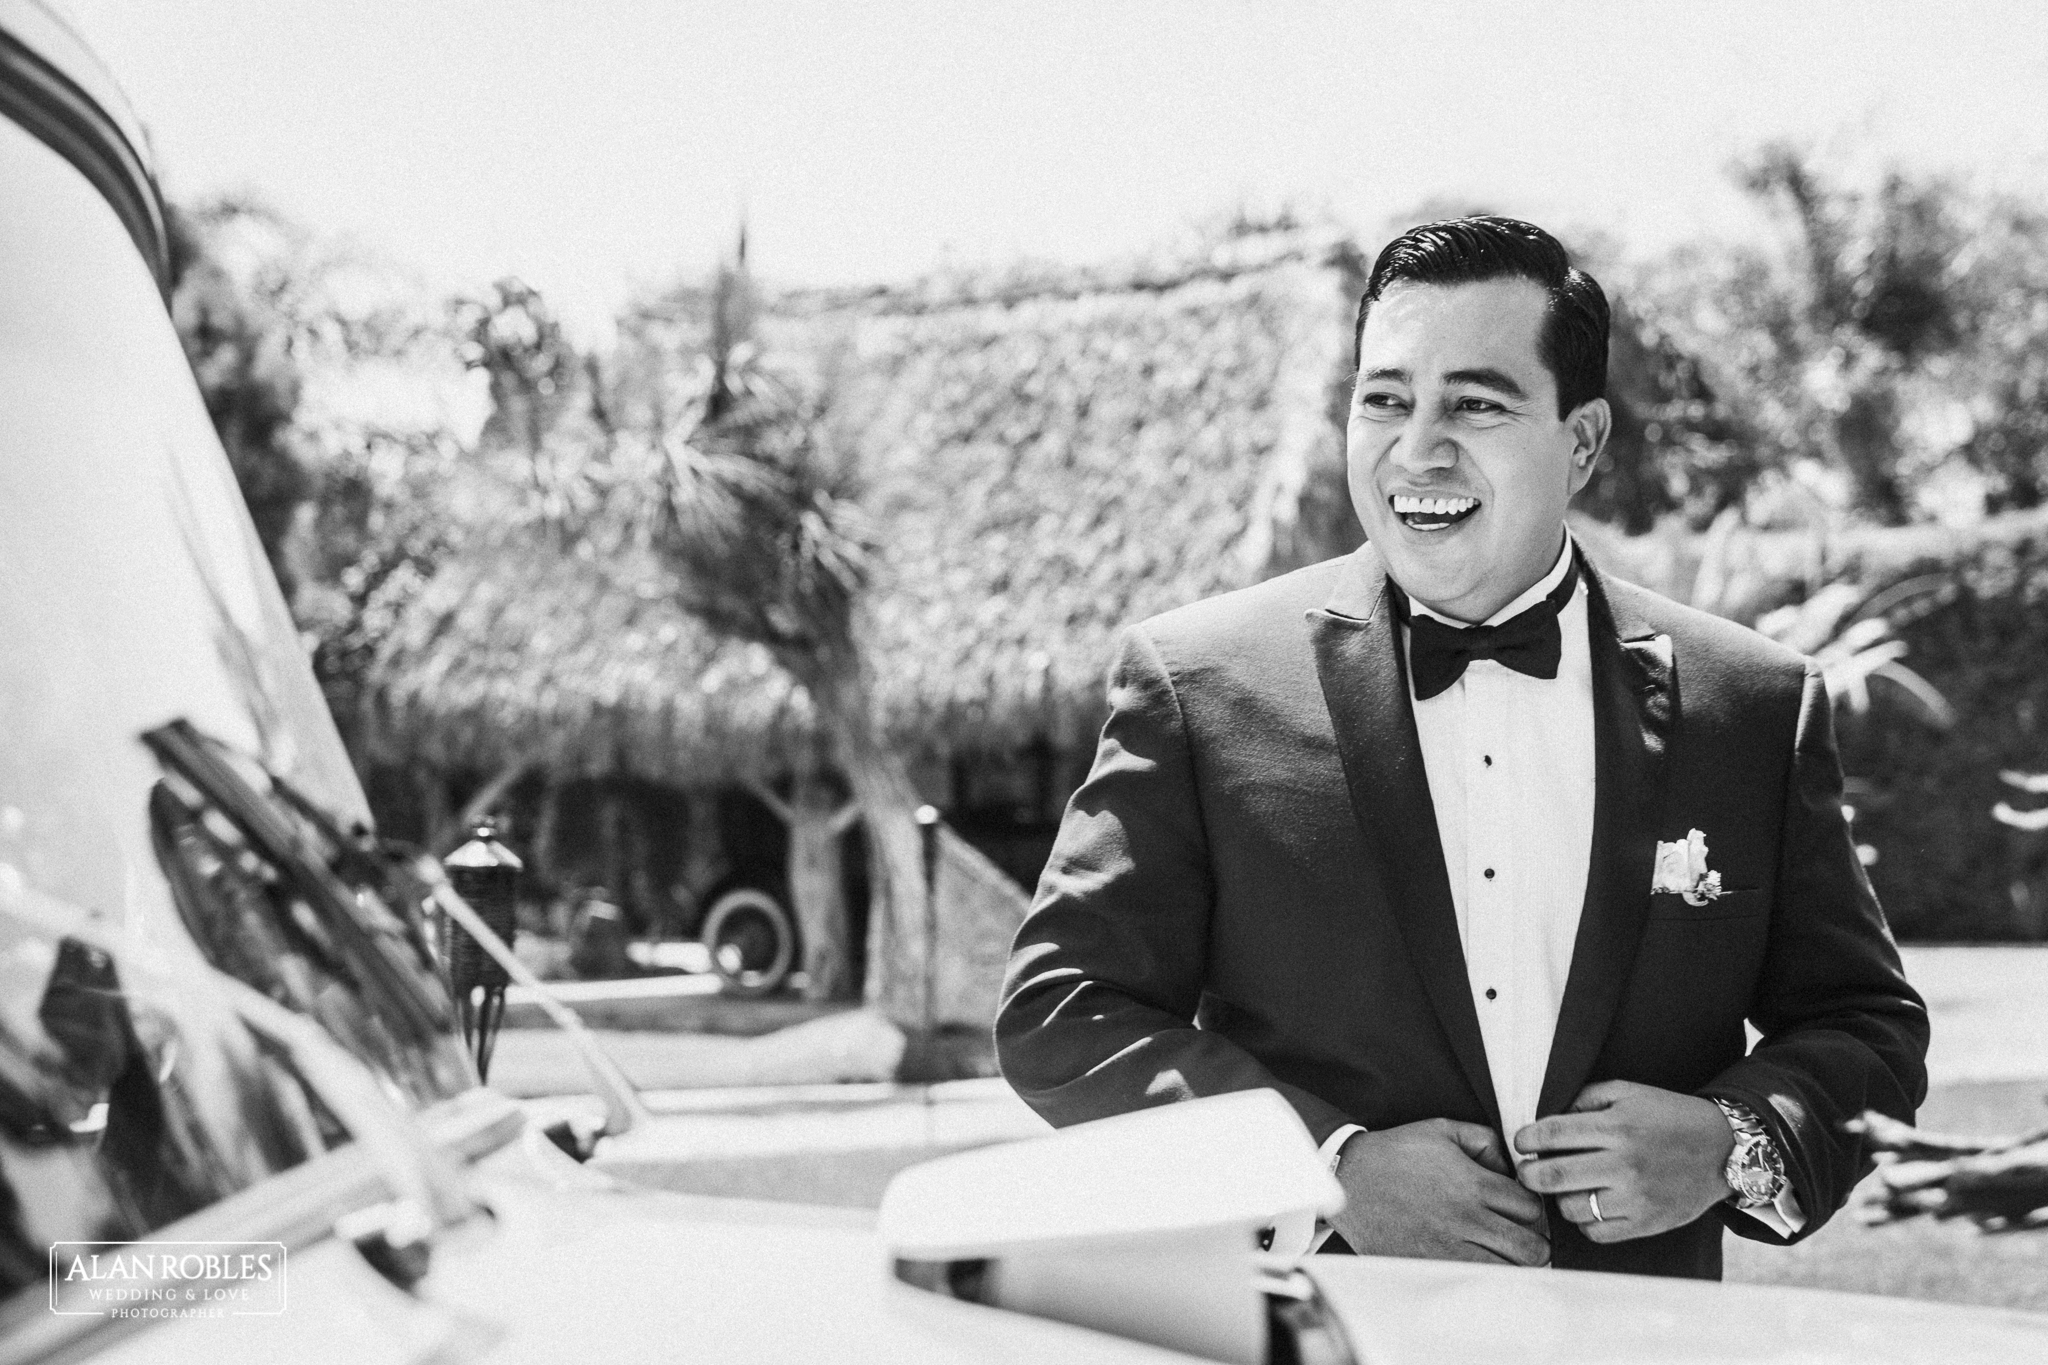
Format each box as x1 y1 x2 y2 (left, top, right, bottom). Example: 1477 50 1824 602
994 626 1354 1145
1701 663 1930 1244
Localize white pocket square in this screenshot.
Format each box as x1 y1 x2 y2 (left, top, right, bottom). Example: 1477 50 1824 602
1652 828 1724 906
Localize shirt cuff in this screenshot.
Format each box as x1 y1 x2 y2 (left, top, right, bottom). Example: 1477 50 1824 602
1319 1123 1368 1165
1714 1099 1806 1237
1267 1124 1367 1257
1735 1182 1806 1237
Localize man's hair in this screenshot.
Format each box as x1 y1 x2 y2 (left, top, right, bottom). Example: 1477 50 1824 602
1352 216 1610 418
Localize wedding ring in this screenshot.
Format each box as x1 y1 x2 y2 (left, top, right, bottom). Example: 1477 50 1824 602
1589 1191 1605 1223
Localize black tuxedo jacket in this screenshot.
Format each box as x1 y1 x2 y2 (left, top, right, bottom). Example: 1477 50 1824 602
995 544 1928 1279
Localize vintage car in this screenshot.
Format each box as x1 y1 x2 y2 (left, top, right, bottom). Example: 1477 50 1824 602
2 4 2047 1361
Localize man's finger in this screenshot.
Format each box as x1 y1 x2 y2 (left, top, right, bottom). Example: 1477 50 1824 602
1476 1171 1547 1225
1445 1121 1513 1175
1463 1214 1551 1267
1512 1113 1610 1158
1581 1210 1632 1244
1569 1079 1635 1112
1555 1190 1603 1226
1518 1151 1619 1196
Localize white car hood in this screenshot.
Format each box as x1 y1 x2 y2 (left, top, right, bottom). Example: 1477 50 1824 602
424 1151 1201 1365
1304 1251 2048 1365
90 1127 2048 1365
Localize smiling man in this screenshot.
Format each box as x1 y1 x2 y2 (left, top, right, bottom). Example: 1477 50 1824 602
995 216 1929 1278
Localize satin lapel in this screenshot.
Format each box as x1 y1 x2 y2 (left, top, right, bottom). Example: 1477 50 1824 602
1309 548 1500 1133
1536 561 1675 1120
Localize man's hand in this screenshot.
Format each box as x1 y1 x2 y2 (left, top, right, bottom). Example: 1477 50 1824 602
1513 1080 1737 1243
1326 1118 1550 1266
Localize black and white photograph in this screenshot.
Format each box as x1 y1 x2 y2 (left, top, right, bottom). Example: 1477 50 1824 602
3 1 2048 1361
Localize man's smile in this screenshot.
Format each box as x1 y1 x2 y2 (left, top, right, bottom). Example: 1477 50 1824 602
1390 492 1481 532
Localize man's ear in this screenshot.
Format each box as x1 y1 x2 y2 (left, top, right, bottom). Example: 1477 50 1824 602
1565 398 1612 496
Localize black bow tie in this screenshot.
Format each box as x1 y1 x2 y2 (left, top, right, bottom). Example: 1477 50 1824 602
1399 555 1581 701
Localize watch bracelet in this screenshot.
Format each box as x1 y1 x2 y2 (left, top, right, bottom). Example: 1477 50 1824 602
1713 1097 1787 1207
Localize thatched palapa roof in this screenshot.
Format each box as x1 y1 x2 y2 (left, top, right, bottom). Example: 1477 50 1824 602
367 228 1369 783
368 540 815 783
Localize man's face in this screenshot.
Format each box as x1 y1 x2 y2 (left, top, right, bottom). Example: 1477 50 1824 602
1347 277 1607 623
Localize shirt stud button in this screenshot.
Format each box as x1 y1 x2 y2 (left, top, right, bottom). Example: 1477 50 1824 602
1484 868 1496 880
1482 755 1492 767
1485 988 1498 1001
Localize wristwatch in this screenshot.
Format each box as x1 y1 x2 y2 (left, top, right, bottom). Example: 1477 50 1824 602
1713 1098 1788 1208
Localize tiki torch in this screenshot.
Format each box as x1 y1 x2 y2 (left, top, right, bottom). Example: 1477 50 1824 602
443 821 523 1081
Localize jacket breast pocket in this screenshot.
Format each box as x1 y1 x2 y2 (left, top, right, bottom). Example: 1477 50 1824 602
1646 889 1767 922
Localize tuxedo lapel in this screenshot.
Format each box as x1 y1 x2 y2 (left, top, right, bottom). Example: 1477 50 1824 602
1309 548 1501 1133
1537 558 1675 1120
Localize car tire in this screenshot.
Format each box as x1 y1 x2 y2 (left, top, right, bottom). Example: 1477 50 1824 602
701 887 797 997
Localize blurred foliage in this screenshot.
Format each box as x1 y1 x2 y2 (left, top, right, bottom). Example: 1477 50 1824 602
448 254 916 1008
627 273 874 671
1598 507 2048 940
168 193 483 751
450 278 596 529
457 258 877 680
1578 295 1759 533
1852 1107 2048 1231
1832 535 2048 939
166 197 312 598
1750 577 1955 730
1992 769 2048 834
1624 145 2048 530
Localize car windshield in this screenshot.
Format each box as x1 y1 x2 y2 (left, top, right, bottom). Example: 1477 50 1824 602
143 719 474 1107
0 86 368 954
0 18 475 1292
0 885 343 1304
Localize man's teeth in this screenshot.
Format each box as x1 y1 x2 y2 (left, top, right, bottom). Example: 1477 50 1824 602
1392 495 1479 516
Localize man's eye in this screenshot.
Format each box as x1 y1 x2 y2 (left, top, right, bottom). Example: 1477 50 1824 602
1456 397 1504 415
1358 392 1405 411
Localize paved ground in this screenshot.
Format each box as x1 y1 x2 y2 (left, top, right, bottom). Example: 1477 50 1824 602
1899 946 2048 1084
489 1009 911 1096
536 1076 1043 1160
499 971 851 1034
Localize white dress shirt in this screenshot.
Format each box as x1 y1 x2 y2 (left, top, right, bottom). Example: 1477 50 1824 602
1409 538 1595 1149
1273 536 1800 1255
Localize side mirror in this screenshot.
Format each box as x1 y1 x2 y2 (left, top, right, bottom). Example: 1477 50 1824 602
879 1090 1341 1364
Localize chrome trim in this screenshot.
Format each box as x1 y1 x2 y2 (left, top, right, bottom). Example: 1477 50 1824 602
0 1 169 296
0 1084 520 1365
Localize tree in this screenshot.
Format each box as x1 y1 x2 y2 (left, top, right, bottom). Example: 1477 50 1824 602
1576 294 1761 533
450 263 923 1011
163 195 483 761
571 247 955 1015
1632 146 2048 528
610 256 930 1013
166 198 312 600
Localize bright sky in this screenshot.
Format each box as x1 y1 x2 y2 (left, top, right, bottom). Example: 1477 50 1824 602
58 0 2048 340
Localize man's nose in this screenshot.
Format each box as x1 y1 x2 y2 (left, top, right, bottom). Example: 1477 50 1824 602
1389 413 1458 473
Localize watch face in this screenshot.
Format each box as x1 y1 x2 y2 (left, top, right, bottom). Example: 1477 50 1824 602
1731 1160 1774 1203
1729 1137 1784 1204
